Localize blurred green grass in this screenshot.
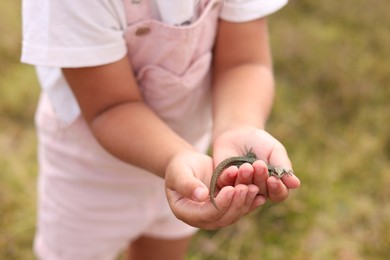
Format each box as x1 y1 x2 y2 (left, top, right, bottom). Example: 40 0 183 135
0 1 40 259
1 0 389 259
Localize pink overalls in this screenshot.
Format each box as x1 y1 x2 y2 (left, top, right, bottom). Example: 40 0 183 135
34 0 221 259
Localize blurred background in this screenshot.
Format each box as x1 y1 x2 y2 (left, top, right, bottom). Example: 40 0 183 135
1 0 389 259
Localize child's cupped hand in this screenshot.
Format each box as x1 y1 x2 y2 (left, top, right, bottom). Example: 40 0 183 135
212 127 301 203
165 150 261 230
165 127 300 230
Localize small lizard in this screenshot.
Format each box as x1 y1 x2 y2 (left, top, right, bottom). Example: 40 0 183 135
209 150 294 210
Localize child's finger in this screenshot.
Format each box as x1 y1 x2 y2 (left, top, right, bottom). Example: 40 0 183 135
213 185 250 223
242 184 261 214
252 160 269 198
281 171 301 189
234 163 255 186
267 177 289 202
166 169 209 202
216 166 239 188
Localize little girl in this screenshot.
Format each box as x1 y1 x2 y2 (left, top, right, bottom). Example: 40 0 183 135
22 0 300 259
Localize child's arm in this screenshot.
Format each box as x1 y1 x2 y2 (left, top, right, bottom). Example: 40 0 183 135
212 18 274 137
62 54 258 229
165 18 301 227
210 18 300 203
62 57 194 178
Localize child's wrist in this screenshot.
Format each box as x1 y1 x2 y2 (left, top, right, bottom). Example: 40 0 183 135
212 124 265 146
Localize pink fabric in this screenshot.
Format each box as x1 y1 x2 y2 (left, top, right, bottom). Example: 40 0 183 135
124 0 220 143
34 1 221 259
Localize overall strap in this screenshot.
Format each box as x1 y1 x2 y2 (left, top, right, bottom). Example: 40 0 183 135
124 0 154 25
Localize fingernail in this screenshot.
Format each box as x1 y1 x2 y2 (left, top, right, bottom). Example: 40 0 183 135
226 189 234 199
194 187 207 201
255 196 266 206
268 180 278 189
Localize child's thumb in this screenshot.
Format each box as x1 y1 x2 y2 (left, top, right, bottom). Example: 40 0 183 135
192 185 209 202
167 172 209 202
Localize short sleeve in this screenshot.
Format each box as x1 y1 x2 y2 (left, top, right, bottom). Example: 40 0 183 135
220 0 288 23
21 0 128 68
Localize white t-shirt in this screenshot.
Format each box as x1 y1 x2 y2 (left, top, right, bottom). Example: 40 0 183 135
22 0 288 123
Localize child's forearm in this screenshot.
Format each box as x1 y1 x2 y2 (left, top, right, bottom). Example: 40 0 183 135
62 57 195 178
212 64 274 140
211 18 275 142
89 101 195 178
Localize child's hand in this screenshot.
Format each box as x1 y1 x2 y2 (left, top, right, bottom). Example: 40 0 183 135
165 151 262 230
212 127 301 203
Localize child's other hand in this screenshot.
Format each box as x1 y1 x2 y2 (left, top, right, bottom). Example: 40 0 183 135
165 151 262 230
212 127 301 203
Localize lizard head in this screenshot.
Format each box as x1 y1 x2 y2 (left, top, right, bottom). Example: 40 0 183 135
272 167 286 179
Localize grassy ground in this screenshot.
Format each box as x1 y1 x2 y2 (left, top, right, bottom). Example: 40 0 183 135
1 0 389 259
